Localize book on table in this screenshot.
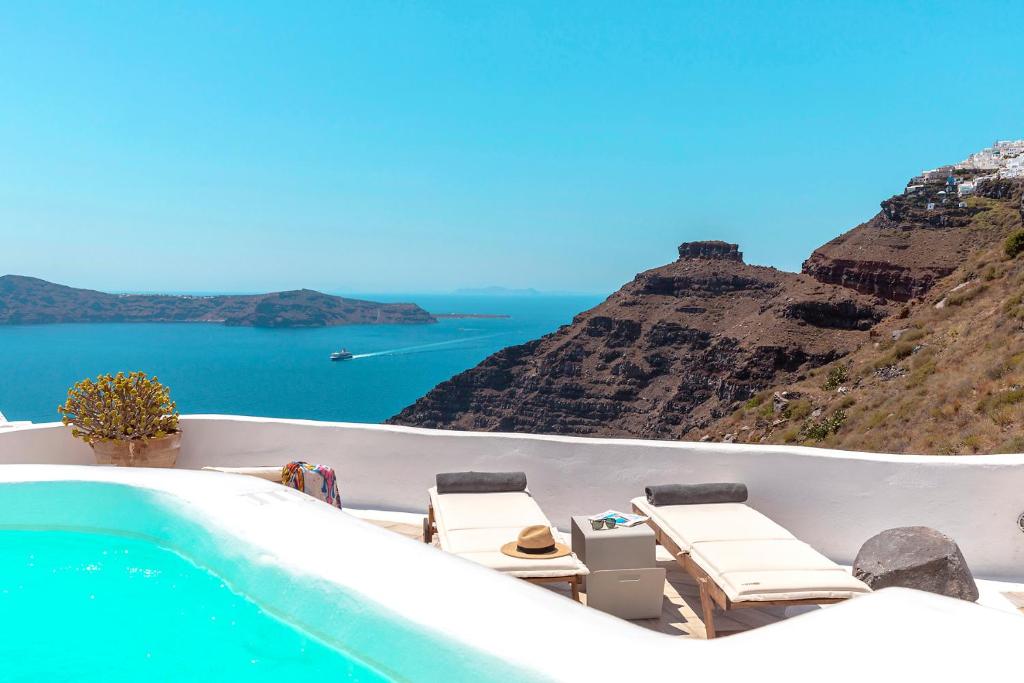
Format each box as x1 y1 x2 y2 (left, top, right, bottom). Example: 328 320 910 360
588 509 648 527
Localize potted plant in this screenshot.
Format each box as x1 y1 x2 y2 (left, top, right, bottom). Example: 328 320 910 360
58 371 181 467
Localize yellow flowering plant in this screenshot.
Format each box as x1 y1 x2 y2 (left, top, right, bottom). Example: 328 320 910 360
58 371 180 444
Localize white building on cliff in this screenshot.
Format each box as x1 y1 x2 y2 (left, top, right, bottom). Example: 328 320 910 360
955 139 1024 178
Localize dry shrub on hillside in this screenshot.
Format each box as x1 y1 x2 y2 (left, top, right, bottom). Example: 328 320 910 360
718 236 1024 454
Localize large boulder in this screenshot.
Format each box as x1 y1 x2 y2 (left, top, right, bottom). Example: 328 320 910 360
853 526 979 601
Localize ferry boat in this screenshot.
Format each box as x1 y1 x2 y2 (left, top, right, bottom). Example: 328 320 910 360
330 349 354 361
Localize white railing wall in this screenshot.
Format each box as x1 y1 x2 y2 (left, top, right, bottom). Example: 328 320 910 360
2 414 1023 578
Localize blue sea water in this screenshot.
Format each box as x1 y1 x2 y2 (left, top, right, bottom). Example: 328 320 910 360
0 294 601 424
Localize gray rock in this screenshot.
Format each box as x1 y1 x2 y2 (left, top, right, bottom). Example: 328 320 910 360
853 526 979 601
875 364 907 381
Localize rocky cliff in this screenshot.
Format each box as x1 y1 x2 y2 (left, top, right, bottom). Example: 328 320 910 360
389 241 890 438
708 179 1024 454
0 276 435 327
802 174 1022 301
391 169 1024 443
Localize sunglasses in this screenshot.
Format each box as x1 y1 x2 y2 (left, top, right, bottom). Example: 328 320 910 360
590 517 618 531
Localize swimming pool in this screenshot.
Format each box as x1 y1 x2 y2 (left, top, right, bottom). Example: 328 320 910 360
0 529 389 681
0 475 548 683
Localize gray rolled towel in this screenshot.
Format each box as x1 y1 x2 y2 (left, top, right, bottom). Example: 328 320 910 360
645 483 748 506
436 471 528 495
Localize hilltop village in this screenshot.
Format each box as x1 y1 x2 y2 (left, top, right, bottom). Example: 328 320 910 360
908 139 1024 209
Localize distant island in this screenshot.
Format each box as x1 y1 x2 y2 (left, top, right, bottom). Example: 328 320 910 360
453 286 542 297
433 313 511 320
0 275 436 328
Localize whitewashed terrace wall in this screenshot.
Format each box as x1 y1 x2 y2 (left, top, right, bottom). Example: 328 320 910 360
3 414 1024 579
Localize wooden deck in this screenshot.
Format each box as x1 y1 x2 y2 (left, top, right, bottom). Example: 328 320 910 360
1003 592 1024 614
370 519 796 639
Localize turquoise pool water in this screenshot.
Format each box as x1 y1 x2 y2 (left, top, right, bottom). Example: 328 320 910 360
0 481 546 683
0 529 390 682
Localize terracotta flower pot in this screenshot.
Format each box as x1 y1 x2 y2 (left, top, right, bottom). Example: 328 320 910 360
91 432 181 468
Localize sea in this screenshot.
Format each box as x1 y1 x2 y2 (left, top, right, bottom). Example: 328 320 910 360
0 294 603 425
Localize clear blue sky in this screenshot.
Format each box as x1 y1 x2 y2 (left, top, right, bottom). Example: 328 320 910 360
1 2 1022 295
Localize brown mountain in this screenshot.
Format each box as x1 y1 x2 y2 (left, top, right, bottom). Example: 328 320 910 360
803 170 1015 301
389 241 890 438
390 173 1024 448
709 177 1024 454
0 275 435 328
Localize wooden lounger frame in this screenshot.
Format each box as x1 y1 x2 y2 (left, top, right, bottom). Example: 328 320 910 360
424 502 582 602
633 502 845 638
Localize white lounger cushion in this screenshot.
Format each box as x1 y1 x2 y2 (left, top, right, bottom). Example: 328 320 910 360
632 497 869 603
635 500 792 553
445 541 582 575
430 487 587 578
432 489 550 530
721 569 868 601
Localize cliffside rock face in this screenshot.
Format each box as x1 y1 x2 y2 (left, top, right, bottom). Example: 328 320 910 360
673 177 1024 453
0 276 435 327
803 179 1023 301
677 240 743 261
976 177 1021 202
389 243 889 438
975 177 1024 223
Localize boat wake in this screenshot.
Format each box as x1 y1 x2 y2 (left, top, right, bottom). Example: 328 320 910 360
349 334 503 360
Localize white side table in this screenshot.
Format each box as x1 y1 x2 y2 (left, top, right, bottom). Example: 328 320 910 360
570 516 665 620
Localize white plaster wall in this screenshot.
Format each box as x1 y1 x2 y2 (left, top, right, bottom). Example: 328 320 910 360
4 415 1024 578
0 422 94 464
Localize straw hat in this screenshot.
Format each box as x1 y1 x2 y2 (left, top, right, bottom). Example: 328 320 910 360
500 525 571 559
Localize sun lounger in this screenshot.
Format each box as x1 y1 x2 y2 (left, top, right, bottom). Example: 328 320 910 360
425 476 588 601
633 486 870 637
